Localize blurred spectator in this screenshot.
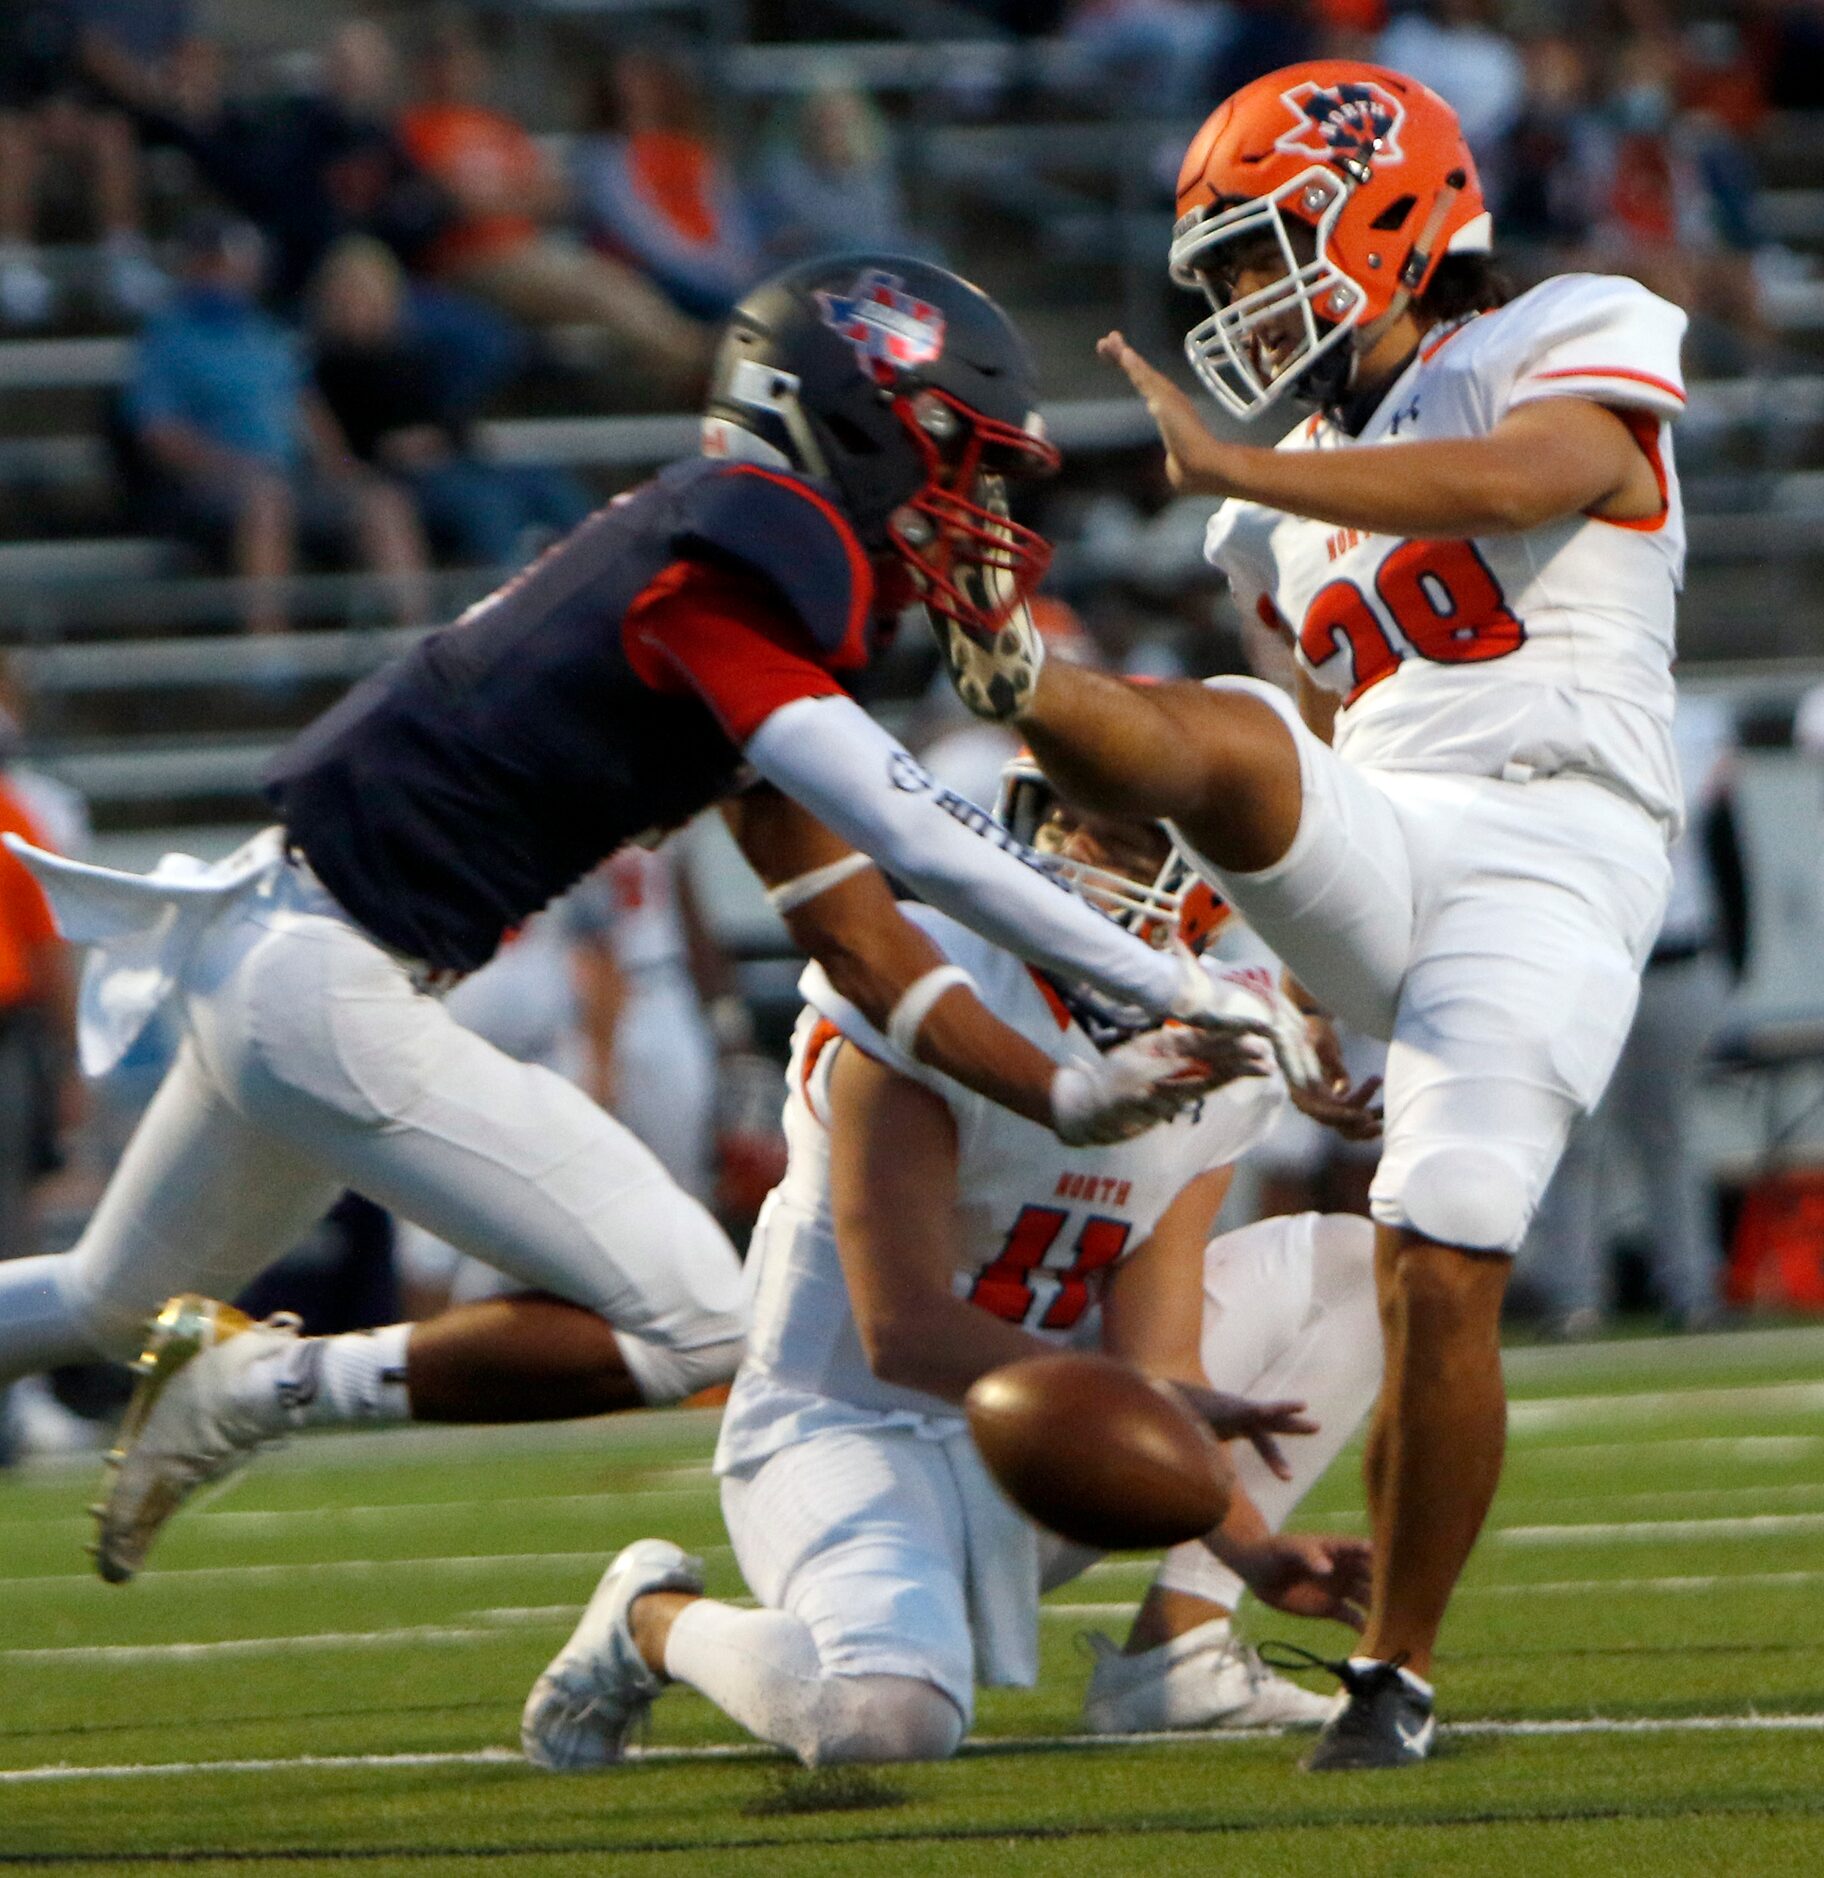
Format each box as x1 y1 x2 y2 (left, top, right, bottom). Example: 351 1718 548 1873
1523 693 1747 1336
399 25 709 392
73 0 194 70
1679 17 1771 138
1315 0 1388 37
572 49 763 322
0 0 166 326
1748 0 1824 113
0 667 90 864
575 848 722 1206
1498 36 1605 249
0 759 78 1466
1377 1 1526 170
1059 3 1232 114
1591 35 1765 337
755 81 921 262
309 238 590 568
125 215 430 634
90 22 454 306
1209 0 1321 99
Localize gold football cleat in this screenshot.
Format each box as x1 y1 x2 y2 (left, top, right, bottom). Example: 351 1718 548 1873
92 1295 257 1584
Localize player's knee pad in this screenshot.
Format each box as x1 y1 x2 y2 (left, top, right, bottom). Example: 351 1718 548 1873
614 1330 745 1406
1383 1144 1533 1254
801 1676 965 1767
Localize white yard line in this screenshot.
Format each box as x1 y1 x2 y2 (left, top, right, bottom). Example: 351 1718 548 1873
0 1487 709 1540
1507 1435 1824 1462
26 1561 1824 1663
6 1712 1824 1784
1509 1381 1824 1431
4 1603 1144 1665
1498 1511 1824 1545
1457 1568 1824 1599
0 1625 552 1664
0 1549 619 1590
1 1409 728 1483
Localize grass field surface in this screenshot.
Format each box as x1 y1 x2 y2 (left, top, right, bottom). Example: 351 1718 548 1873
4 1325 1824 1874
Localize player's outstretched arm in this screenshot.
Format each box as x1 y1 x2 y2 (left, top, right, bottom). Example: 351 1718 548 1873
1099 332 1663 536
726 788 1226 1144
742 695 1223 1025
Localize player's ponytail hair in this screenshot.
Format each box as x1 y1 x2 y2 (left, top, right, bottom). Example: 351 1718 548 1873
1417 252 1513 324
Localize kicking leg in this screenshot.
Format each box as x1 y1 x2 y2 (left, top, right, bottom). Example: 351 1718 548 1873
1019 663 1305 871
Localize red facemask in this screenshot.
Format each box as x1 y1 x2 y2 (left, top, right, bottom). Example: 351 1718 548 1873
885 390 1060 640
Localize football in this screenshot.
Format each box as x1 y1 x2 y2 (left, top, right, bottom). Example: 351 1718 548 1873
965 1351 1233 1550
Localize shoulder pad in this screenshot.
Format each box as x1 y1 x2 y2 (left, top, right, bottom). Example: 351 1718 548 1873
666 461 874 667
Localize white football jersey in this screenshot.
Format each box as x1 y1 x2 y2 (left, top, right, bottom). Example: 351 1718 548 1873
1206 273 1688 829
716 906 1284 1472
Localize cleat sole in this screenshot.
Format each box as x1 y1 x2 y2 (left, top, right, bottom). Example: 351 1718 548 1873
89 1296 253 1584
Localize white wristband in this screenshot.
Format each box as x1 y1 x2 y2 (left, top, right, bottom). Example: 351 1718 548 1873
765 851 875 915
885 964 978 1060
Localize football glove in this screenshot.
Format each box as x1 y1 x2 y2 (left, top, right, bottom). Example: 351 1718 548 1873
1049 1023 1266 1147
1168 951 1326 1095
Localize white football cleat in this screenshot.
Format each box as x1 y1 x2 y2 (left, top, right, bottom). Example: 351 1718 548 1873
1080 1620 1338 1734
521 1539 704 1771
92 1295 300 1584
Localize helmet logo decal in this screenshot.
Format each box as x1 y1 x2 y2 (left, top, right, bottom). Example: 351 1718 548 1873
1274 78 1405 173
816 269 947 379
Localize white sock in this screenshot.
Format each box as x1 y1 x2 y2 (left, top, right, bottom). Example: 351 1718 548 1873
662 1598 961 1765
235 1323 413 1432
1155 1213 1382 1610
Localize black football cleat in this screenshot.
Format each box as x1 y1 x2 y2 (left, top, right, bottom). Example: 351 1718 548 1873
1260 1645 1436 1771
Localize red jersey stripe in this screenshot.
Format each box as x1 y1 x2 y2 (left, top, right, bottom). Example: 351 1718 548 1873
1526 365 1686 403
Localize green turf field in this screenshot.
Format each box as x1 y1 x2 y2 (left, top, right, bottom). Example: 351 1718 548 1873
4 1325 1824 1875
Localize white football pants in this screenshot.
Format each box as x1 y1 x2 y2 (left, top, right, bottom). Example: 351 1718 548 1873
657 1211 1378 1762
0 860 745 1398
1187 678 1672 1252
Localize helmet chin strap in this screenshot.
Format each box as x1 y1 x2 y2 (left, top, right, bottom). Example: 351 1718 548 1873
1340 169 1467 395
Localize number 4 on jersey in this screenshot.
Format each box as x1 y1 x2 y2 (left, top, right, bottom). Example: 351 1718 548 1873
970 1205 1132 1331
1302 538 1524 704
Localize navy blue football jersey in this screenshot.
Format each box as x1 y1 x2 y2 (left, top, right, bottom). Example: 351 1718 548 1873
266 460 874 972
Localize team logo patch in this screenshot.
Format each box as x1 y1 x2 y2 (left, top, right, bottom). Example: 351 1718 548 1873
817 269 947 379
1274 79 1405 171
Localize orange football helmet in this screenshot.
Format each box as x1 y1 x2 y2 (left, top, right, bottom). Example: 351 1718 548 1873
1170 61 1491 418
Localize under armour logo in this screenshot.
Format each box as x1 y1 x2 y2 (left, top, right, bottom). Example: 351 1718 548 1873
1388 396 1421 437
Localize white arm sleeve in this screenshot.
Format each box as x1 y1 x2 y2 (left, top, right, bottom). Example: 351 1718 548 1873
745 693 1183 1014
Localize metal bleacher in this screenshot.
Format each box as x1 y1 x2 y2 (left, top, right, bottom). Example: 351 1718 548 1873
4 17 1824 853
